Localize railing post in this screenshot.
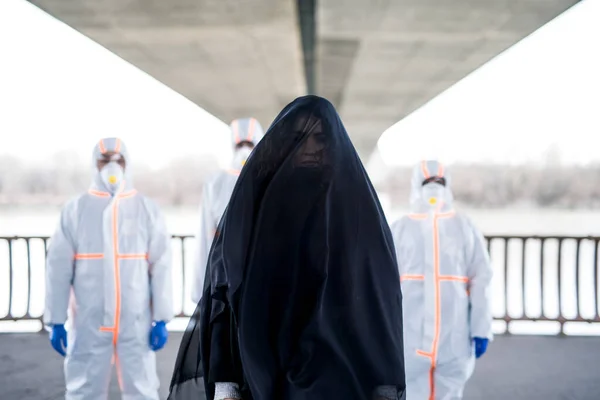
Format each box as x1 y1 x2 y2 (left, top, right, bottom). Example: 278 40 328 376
8 238 13 321
540 238 546 320
575 238 582 321
557 238 566 336
521 237 527 320
25 238 32 319
503 237 510 332
595 239 599 322
180 236 187 318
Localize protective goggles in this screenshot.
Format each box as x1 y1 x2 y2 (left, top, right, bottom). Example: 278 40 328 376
97 153 124 163
422 176 446 187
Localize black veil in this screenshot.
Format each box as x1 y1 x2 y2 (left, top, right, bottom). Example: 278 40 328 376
169 96 406 400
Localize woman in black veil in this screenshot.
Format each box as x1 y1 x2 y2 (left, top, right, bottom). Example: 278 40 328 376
169 96 406 400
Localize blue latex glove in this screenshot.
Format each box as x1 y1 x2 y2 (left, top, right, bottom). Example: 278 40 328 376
149 321 168 351
49 324 68 357
473 337 489 359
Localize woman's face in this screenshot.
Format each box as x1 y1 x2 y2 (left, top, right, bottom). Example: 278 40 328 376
293 119 328 168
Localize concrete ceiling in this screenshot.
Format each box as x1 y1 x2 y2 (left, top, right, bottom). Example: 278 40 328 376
27 0 307 133
317 0 580 153
28 0 578 157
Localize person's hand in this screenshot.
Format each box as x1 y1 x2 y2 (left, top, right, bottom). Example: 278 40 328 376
473 337 489 358
149 321 168 351
49 324 68 357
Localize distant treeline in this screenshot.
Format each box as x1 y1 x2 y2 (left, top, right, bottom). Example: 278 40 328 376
2 157 600 209
0 154 220 207
377 163 600 209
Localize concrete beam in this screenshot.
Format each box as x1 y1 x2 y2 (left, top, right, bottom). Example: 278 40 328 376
316 0 579 157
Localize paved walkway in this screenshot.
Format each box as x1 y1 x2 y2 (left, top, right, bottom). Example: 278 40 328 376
1 333 599 399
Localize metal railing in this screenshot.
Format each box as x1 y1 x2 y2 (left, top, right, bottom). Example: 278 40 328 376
486 235 600 334
2 235 600 334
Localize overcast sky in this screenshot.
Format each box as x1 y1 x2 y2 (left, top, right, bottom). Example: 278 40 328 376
1 0 598 173
0 0 232 170
376 0 600 168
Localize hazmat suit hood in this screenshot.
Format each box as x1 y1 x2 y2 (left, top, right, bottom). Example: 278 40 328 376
409 160 453 213
169 95 406 400
229 118 264 170
90 137 134 194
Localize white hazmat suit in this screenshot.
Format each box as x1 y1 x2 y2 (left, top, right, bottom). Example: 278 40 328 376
44 137 174 400
390 160 493 400
191 118 264 303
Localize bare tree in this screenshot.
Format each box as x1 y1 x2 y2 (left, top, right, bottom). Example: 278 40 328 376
4 156 600 209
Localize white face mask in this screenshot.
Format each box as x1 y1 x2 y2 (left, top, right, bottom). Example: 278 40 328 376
100 162 124 194
233 146 253 168
421 182 445 208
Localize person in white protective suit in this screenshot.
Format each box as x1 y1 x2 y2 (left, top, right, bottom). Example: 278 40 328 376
390 160 493 400
44 137 174 400
191 117 264 304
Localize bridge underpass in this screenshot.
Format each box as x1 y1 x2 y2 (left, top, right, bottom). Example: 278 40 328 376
2 1 598 399
25 0 579 156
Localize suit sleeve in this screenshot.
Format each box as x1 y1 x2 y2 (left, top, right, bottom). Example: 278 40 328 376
464 217 494 340
44 200 77 326
147 199 174 323
192 184 216 304
390 218 406 276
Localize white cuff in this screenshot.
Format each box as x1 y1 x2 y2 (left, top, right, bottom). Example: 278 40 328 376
214 382 241 400
375 385 401 399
